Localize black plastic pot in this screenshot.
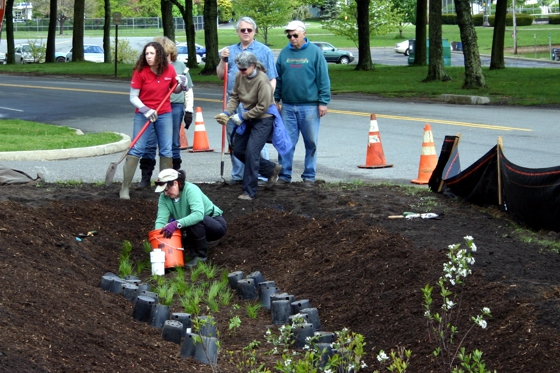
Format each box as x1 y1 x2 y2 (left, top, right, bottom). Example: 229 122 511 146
122 283 139 302
316 342 335 369
260 285 280 309
196 315 217 337
171 312 191 336
315 331 336 344
271 300 291 325
236 278 258 300
193 336 219 365
150 304 170 329
138 290 159 303
109 278 127 294
289 313 309 325
99 274 117 291
132 295 156 323
227 271 244 289
292 323 314 349
162 320 183 344
291 299 311 315
180 332 198 358
247 271 265 292
137 283 151 292
300 307 322 331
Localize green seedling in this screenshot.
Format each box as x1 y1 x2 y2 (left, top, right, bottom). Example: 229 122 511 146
245 302 262 319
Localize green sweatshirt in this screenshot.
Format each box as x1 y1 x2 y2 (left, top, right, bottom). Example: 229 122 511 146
154 182 222 229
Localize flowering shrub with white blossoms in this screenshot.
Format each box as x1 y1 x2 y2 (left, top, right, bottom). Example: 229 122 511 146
421 236 496 373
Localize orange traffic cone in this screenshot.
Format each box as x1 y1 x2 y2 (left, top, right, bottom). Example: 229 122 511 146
179 125 191 150
189 107 214 153
357 114 393 169
411 124 438 184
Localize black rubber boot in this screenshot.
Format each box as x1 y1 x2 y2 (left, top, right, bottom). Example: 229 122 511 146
185 238 208 269
137 158 156 189
172 158 182 171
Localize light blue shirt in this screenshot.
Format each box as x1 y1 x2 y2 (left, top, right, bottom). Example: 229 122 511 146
226 40 277 94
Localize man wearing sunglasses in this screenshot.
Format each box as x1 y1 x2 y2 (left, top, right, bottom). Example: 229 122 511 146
216 16 278 187
154 169 227 268
274 20 331 187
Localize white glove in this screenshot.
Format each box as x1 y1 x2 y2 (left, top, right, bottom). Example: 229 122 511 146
139 106 158 122
230 113 243 125
176 75 189 91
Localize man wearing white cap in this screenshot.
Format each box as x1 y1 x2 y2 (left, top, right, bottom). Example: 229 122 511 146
154 169 227 268
274 20 331 187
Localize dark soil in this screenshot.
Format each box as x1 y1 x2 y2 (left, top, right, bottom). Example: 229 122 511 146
1 180 560 372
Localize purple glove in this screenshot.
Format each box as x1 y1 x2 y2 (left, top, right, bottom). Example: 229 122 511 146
160 221 180 238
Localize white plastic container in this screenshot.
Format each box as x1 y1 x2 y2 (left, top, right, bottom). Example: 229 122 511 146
150 249 166 276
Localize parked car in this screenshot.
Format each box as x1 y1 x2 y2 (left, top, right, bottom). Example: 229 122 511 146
394 39 413 56
14 43 43 64
66 44 104 63
55 51 68 63
312 42 354 64
176 43 206 59
176 44 203 64
0 51 6 64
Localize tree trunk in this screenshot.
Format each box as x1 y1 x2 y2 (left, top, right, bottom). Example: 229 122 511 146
45 0 57 63
490 0 507 69
161 0 175 41
424 0 451 81
454 0 486 88
72 0 85 62
414 0 427 66
169 0 197 69
6 0 15 64
355 0 373 71
201 0 219 75
103 0 111 63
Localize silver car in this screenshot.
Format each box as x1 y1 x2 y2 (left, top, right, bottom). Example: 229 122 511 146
15 43 43 64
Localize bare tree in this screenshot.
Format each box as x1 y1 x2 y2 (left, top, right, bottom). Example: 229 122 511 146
424 0 451 81
413 0 427 66
490 0 508 70
168 0 198 69
454 0 486 88
44 0 57 62
201 0 219 75
71 0 85 61
355 0 373 71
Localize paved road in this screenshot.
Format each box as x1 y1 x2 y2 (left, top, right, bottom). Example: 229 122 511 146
1 76 558 185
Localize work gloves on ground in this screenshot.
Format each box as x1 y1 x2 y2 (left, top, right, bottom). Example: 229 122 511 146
184 111 193 130
176 75 189 91
139 106 158 122
214 112 230 125
160 221 180 239
230 113 243 126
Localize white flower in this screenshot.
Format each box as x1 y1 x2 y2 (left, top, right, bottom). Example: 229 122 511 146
464 235 473 241
478 319 487 329
450 279 456 286
424 310 431 317
483 307 491 314
285 359 292 366
471 243 477 252
442 299 454 310
361 361 368 368
325 370 333 373
377 351 389 362
266 329 271 335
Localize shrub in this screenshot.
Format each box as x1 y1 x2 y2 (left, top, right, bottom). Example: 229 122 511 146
550 14 560 24
111 39 138 64
472 14 484 26
488 13 534 26
441 14 458 25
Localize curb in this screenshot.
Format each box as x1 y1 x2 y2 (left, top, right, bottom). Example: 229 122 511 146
438 94 490 105
0 133 131 161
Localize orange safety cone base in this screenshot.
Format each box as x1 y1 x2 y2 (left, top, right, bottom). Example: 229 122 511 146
179 126 192 150
189 148 215 153
358 164 393 169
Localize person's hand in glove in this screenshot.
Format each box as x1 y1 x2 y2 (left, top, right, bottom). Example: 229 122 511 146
160 221 180 239
214 112 230 125
176 75 189 91
139 106 158 122
184 111 193 129
230 113 243 126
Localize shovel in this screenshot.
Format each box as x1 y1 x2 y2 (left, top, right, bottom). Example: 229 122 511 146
105 83 177 187
220 57 229 182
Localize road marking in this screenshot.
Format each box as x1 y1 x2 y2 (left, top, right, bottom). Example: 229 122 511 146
0 106 24 112
0 83 531 132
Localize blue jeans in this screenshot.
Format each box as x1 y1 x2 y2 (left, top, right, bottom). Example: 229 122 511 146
227 107 269 181
278 104 320 182
142 103 184 160
129 112 173 158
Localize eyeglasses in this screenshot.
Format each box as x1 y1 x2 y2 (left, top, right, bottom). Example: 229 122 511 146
239 28 253 34
155 180 175 187
286 34 299 39
237 67 248 72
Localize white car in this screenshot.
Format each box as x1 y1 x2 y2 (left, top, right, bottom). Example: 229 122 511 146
66 44 104 63
0 51 6 64
394 40 412 56
15 43 43 64
176 44 203 64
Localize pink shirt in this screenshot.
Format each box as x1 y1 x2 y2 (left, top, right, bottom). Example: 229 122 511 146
131 65 177 114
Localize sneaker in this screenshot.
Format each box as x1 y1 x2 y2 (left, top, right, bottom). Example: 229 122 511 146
207 240 220 249
265 164 283 190
225 179 242 186
185 256 207 269
238 192 254 200
276 178 291 185
302 180 315 188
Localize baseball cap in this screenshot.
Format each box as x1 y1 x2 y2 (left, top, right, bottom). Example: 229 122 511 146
154 169 179 192
285 20 306 32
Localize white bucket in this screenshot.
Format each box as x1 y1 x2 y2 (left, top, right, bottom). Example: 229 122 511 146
150 249 166 276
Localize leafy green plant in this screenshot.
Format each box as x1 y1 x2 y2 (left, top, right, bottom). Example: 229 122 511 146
228 315 241 335
422 236 495 373
375 347 411 373
154 282 176 306
111 38 137 64
245 302 262 319
118 240 134 277
199 261 219 279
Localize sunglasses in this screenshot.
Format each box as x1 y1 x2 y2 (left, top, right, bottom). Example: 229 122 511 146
155 180 175 187
239 28 253 33
286 34 299 39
